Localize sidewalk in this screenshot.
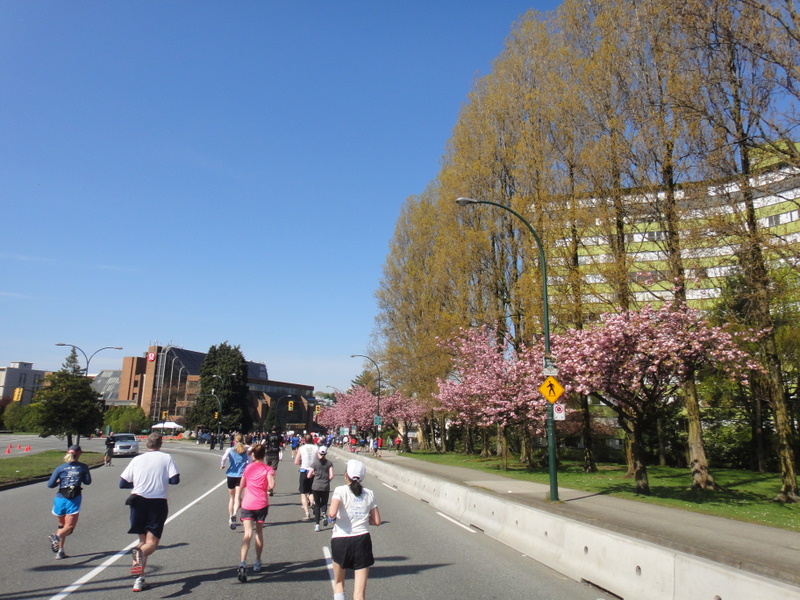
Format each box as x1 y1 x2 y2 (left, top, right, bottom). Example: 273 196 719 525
371 450 800 589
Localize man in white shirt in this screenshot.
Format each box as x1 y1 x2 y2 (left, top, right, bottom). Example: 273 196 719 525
294 434 318 519
120 433 180 592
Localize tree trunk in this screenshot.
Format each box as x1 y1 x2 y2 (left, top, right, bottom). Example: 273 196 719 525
581 394 597 473
751 373 767 473
499 425 509 471
657 419 667 467
684 378 720 491
464 426 474 455
519 424 531 465
480 427 490 458
631 427 651 496
624 434 635 478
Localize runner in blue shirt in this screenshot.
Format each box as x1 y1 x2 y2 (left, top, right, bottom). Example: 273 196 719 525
47 445 92 560
220 433 251 529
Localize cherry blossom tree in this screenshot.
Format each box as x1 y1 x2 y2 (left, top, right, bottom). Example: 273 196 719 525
380 390 427 451
318 387 426 449
436 325 551 468
317 386 376 433
554 304 756 495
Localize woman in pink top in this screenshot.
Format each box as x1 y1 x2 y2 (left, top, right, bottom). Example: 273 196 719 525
236 444 275 582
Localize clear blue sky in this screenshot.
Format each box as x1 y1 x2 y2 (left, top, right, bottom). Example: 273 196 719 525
0 1 561 393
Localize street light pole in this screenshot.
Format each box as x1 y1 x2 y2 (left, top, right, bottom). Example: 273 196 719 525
350 354 381 437
55 343 124 376
54 343 123 448
455 197 560 502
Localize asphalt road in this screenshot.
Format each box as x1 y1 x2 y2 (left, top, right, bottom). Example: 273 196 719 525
0 438 614 599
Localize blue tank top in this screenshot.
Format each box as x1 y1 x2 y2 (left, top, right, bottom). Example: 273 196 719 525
226 449 248 477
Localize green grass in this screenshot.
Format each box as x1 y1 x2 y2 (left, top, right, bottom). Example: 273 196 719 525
0 450 104 487
404 451 800 532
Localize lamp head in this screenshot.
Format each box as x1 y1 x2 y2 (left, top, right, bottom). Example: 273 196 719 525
455 197 479 207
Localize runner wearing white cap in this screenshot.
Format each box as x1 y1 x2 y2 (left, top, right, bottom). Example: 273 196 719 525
327 459 381 600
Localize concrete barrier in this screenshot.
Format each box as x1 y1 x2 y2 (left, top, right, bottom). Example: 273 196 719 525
344 451 800 600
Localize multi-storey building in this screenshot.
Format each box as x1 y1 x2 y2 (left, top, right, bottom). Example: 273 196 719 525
550 166 800 312
115 345 317 432
0 362 47 405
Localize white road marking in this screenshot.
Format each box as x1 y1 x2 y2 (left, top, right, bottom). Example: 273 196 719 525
436 511 476 533
323 545 336 590
381 482 397 490
48 478 228 600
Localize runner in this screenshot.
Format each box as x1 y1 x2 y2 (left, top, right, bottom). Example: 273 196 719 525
307 445 334 532
236 444 275 582
328 459 381 600
47 445 92 560
220 433 250 529
264 426 283 496
119 433 180 592
294 434 318 519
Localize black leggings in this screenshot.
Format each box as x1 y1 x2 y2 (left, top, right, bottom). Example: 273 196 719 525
312 490 330 524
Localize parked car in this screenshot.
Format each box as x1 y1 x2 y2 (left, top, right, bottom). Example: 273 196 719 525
112 433 140 456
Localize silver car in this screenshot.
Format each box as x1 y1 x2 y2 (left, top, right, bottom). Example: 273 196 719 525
112 433 140 456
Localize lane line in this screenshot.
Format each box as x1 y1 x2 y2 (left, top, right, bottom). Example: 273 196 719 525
48 478 228 600
322 545 336 590
436 511 476 533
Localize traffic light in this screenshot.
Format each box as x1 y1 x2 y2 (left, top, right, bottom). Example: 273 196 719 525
287 401 294 411
214 411 219 419
13 387 23 402
161 411 168 419
314 404 321 414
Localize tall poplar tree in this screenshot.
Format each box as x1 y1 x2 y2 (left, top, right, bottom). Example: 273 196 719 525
678 0 798 501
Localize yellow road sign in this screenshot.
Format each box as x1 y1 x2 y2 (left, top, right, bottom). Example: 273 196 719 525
539 376 564 403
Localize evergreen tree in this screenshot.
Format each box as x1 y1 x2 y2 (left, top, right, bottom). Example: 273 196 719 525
196 342 252 433
34 357 103 449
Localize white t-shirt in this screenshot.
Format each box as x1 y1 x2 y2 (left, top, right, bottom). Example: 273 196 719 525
298 443 317 470
331 484 376 538
120 450 179 499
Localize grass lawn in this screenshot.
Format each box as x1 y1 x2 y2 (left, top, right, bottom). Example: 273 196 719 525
405 451 800 532
0 450 104 487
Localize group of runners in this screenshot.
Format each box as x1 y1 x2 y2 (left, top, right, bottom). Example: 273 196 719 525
218 429 381 599
43 427 381 597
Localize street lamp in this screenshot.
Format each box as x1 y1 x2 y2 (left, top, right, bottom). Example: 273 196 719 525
55 343 123 376
351 354 381 435
54 343 123 448
455 196 560 502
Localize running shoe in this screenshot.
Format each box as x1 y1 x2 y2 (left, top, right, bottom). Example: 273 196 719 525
132 577 150 592
229 515 237 530
131 547 144 576
314 524 320 532
253 560 262 572
48 533 60 553
55 549 67 560
237 563 247 583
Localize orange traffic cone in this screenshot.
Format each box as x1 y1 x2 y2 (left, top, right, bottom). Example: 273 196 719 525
24 445 31 452
5 444 11 454
16 444 21 449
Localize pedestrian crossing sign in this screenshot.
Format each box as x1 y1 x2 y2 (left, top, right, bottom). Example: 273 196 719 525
539 376 564 403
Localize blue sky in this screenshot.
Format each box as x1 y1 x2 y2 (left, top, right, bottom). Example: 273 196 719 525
0 1 561 393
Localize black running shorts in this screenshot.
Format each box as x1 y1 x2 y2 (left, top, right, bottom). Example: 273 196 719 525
331 533 374 570
128 497 169 540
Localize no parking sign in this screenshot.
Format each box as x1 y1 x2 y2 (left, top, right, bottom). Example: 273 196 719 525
553 403 566 421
